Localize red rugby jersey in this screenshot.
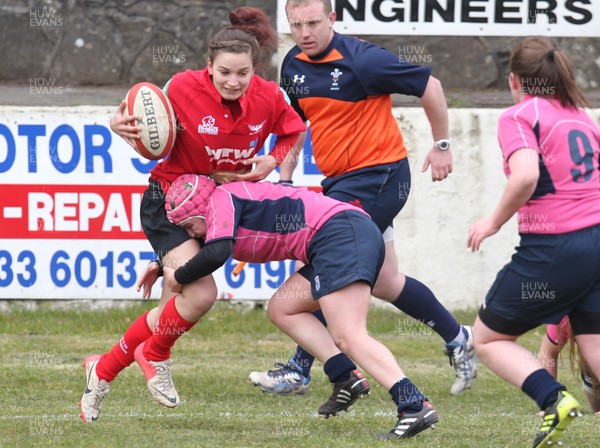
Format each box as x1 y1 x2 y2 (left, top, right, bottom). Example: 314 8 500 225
150 68 305 188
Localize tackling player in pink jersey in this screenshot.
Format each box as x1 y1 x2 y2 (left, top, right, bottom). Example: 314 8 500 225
136 174 440 439
467 36 600 447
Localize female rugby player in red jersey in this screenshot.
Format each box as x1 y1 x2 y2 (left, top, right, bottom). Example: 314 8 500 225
79 7 305 422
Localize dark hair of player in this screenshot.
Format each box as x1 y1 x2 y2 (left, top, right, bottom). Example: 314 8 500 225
208 7 278 76
510 36 591 109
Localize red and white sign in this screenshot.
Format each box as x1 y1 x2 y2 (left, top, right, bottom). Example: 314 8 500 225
0 106 322 299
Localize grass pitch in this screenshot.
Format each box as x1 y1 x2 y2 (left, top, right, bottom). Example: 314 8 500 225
0 302 597 448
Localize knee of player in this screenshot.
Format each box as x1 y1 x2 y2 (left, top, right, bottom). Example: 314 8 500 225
181 281 217 308
329 329 361 354
266 299 284 326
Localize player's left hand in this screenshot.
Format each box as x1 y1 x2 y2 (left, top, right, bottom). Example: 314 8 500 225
136 261 161 299
422 147 453 181
467 217 501 252
236 155 278 182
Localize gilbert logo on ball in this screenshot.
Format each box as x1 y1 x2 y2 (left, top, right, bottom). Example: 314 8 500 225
125 82 176 160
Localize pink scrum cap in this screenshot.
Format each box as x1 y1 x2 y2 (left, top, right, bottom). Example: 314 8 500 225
165 174 217 225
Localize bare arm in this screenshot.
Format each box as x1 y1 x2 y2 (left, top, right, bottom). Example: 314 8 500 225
467 148 539 251
419 76 452 181
235 132 305 183
278 131 307 182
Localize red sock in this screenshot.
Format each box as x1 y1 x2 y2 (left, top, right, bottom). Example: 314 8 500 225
96 311 152 382
143 296 197 362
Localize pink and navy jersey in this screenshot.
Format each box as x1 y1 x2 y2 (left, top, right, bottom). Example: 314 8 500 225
150 68 305 187
204 181 368 263
498 96 600 234
280 32 431 177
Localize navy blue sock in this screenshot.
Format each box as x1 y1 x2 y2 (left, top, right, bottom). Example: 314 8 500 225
323 353 356 384
291 310 326 378
392 276 461 343
521 369 566 410
291 346 314 378
390 377 426 413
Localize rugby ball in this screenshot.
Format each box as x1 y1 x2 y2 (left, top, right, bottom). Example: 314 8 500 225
125 82 177 160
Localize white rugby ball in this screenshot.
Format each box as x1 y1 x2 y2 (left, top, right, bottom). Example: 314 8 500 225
125 82 176 160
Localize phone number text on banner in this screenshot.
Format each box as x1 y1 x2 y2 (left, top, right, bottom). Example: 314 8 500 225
0 240 298 300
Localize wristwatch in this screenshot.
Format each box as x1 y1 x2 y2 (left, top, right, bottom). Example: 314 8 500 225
433 139 451 151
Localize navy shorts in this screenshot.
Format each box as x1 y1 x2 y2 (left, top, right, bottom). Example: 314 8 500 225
321 159 410 233
298 210 385 300
140 179 192 259
479 225 600 336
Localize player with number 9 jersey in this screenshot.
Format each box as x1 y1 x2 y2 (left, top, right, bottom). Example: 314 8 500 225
468 36 600 448
497 95 600 234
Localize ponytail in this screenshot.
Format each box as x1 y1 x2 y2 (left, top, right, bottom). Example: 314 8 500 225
551 48 591 108
510 36 591 109
229 7 277 53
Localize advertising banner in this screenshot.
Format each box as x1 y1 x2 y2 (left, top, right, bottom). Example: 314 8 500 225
0 106 323 299
277 0 600 37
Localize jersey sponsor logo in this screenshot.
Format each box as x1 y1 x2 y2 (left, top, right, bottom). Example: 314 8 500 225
204 145 255 161
198 115 218 135
330 68 343 91
248 120 266 135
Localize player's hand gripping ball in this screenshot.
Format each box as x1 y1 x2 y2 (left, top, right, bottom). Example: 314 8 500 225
125 82 176 160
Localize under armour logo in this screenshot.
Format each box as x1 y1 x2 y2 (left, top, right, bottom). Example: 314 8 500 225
293 74 305 84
